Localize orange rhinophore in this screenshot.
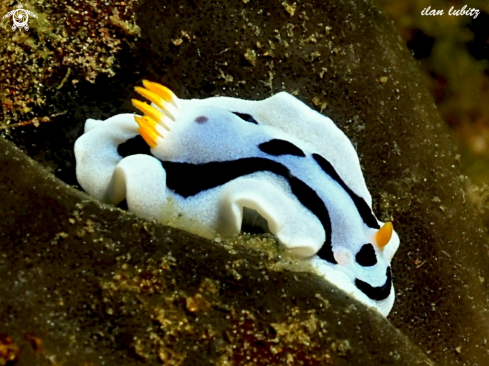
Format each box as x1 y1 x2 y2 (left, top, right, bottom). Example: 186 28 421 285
376 222 393 248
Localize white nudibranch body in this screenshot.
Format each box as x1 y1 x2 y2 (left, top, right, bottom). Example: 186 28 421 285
74 81 400 316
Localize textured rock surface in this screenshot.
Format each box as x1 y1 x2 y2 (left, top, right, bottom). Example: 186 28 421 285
0 137 430 365
0 0 140 124
2 0 489 365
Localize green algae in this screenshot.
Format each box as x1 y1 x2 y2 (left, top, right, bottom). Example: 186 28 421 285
0 0 140 129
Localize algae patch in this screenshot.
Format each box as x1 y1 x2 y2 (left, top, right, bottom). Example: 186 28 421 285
0 0 140 131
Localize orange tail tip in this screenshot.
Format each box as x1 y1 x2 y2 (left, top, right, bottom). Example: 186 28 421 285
375 222 393 248
142 80 181 110
134 115 164 148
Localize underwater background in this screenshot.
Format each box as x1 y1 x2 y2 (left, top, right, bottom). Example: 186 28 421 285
374 0 489 231
1 0 489 365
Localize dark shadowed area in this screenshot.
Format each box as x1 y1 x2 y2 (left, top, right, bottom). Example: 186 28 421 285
0 138 430 365
1 0 489 365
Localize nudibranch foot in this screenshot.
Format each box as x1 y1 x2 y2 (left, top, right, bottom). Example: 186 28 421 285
216 176 324 257
75 81 401 317
107 154 167 221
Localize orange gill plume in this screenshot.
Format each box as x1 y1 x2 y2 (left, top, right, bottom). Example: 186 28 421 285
131 81 181 148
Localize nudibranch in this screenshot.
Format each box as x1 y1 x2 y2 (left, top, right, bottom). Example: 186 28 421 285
74 81 400 316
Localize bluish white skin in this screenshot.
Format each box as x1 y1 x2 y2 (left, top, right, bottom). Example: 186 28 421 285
75 92 400 316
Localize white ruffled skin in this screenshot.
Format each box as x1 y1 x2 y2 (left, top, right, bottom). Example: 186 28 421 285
74 91 400 316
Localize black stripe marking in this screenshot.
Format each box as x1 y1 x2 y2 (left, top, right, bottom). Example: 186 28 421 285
160 158 336 264
117 136 391 300
312 154 379 229
118 135 152 158
259 139 306 157
355 244 377 267
355 267 392 301
232 112 258 124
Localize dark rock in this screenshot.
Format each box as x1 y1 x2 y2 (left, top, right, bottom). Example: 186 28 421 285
3 0 489 364
0 137 430 364
130 2 489 364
